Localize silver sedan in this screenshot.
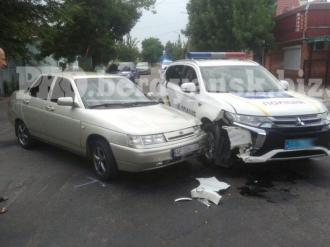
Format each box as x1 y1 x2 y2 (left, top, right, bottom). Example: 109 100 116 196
8 72 207 181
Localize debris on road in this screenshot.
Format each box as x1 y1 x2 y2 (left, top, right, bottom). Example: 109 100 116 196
175 177 230 207
174 198 193 202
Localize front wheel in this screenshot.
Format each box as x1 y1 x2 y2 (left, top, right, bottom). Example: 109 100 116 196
91 139 119 181
15 120 36 149
203 123 216 162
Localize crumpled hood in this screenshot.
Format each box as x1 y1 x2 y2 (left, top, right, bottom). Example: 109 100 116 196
83 104 200 135
208 91 328 116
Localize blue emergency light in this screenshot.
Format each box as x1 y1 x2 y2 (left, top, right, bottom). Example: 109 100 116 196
187 52 246 59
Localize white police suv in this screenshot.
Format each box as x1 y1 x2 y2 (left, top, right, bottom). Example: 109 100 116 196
157 52 330 165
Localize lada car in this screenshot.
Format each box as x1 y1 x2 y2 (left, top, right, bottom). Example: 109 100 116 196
157 52 330 166
8 72 207 181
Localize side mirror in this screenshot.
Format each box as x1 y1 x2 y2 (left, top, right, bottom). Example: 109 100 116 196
181 82 196 93
57 97 74 106
280 80 289 91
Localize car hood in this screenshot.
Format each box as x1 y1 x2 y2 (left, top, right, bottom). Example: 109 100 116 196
83 104 201 135
208 91 328 116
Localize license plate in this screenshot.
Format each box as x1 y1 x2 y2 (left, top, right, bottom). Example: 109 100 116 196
172 143 199 158
285 139 314 150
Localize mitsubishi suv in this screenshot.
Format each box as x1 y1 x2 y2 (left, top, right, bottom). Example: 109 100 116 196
157 52 330 166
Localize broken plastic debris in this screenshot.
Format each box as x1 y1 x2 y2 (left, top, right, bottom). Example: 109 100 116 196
174 198 193 202
191 187 222 205
191 177 230 205
195 177 230 191
197 198 211 207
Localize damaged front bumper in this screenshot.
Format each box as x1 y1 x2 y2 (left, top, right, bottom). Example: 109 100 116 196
222 122 330 163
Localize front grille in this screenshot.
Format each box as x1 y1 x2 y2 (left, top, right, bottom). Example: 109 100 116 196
269 114 322 127
163 127 195 142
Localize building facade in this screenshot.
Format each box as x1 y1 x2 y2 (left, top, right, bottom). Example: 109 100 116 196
266 1 330 87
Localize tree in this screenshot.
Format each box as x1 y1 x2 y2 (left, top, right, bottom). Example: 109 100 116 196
115 34 140 63
0 0 65 60
164 35 185 61
37 0 155 66
141 38 163 64
184 0 276 53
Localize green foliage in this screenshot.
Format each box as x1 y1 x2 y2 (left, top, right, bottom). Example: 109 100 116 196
37 0 155 65
164 36 186 61
141 38 164 64
115 35 140 63
0 0 64 61
184 0 276 53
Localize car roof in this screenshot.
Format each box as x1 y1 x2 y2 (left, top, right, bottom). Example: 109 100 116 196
40 72 124 80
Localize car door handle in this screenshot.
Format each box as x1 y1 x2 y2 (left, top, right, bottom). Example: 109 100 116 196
23 99 30 105
46 105 54 111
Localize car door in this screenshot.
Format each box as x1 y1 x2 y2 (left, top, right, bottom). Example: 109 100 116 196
21 75 55 140
46 76 82 153
178 65 201 118
165 64 184 110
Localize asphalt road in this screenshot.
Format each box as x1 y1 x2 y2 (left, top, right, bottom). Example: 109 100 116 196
1 67 330 247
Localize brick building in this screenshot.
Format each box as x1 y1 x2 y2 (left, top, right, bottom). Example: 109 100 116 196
265 0 330 87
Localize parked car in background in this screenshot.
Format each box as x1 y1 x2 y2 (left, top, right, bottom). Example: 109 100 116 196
8 72 207 181
136 62 151 75
107 62 139 83
161 60 173 71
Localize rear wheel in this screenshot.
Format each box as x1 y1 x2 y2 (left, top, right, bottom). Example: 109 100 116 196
16 120 36 149
91 139 119 181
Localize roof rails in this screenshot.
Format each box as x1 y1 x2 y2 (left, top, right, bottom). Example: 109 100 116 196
186 52 246 60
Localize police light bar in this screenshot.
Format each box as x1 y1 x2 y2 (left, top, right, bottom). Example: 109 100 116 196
187 52 246 59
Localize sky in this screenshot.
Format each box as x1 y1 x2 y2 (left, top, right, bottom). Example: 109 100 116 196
130 0 190 50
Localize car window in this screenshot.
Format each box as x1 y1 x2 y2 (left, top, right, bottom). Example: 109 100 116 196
75 77 151 108
50 77 75 103
167 65 183 86
182 66 199 91
29 75 54 100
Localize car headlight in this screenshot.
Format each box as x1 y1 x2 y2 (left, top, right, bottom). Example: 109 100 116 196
128 134 166 147
224 111 274 128
320 111 330 125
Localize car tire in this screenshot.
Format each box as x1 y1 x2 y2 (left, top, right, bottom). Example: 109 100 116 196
15 120 36 149
203 122 236 168
91 139 119 181
203 123 216 163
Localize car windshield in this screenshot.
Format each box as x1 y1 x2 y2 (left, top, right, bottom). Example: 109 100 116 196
75 77 155 108
200 65 283 93
163 61 172 65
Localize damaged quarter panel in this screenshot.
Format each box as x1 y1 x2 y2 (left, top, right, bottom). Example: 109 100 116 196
159 52 330 165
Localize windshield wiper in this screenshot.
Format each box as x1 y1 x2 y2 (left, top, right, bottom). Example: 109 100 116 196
89 101 157 109
89 103 127 109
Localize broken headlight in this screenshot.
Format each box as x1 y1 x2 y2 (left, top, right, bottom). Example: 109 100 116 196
224 111 274 128
128 134 166 147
